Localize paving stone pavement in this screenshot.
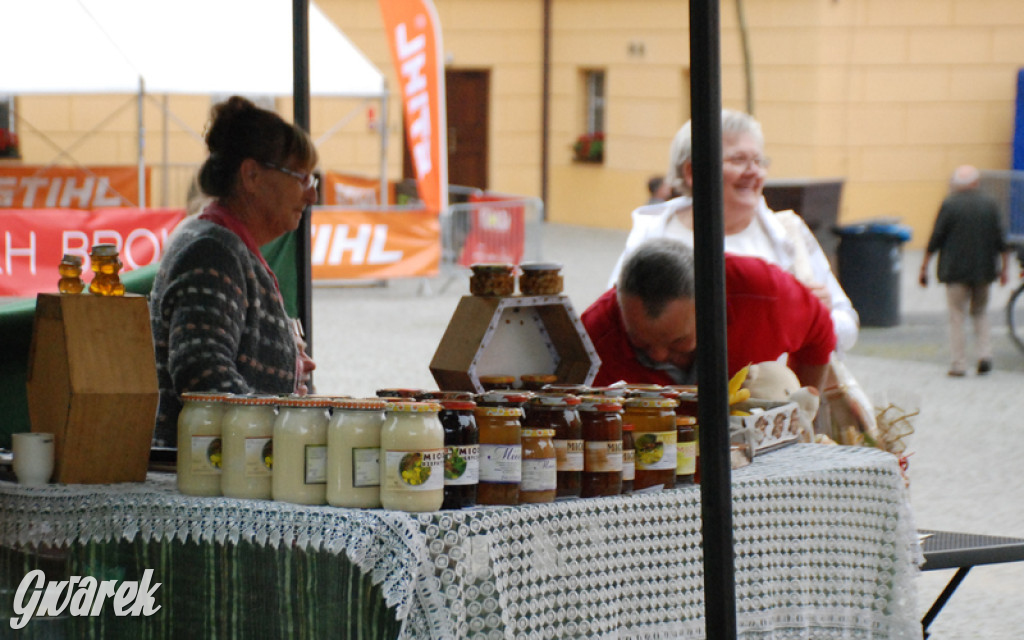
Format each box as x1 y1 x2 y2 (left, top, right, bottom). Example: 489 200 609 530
310 222 1024 639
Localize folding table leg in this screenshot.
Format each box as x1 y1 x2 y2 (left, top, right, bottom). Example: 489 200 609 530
921 566 972 639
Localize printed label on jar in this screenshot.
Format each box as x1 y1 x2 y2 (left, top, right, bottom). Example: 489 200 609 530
622 447 636 482
245 437 273 477
351 447 380 488
554 439 584 471
190 435 222 475
444 445 480 485
479 444 522 483
584 440 623 472
383 449 445 492
521 458 557 491
633 431 677 471
676 441 697 476
304 444 327 484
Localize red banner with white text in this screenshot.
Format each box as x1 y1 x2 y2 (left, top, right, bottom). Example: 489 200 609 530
0 166 149 209
379 0 447 214
0 208 184 297
310 208 440 280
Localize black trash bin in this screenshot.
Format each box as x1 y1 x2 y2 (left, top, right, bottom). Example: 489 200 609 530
833 220 912 328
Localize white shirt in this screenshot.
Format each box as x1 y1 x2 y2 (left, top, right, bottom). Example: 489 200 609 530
608 196 859 353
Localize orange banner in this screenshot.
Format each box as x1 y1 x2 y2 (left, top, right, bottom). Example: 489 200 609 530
310 207 440 280
0 207 185 297
379 0 447 214
322 171 396 207
0 166 149 209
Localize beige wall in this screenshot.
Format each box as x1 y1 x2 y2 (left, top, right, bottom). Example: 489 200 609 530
10 0 1024 247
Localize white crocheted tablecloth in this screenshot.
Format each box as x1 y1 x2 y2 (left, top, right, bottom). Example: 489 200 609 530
0 444 921 639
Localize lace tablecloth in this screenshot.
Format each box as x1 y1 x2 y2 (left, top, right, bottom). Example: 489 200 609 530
0 444 921 639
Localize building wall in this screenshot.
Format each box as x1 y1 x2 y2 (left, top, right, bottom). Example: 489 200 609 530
9 0 1024 248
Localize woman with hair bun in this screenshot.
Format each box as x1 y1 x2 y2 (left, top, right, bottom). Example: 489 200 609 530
149 96 319 445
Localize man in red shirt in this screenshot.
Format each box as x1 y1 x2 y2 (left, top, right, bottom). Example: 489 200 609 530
582 238 836 390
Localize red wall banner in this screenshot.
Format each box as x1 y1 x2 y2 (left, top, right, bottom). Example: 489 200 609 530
310 208 440 280
379 0 448 214
0 166 149 209
0 208 184 297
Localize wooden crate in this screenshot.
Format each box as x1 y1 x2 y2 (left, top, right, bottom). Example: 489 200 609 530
26 293 158 484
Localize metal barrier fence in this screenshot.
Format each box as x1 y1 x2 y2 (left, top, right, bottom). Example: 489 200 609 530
439 196 545 274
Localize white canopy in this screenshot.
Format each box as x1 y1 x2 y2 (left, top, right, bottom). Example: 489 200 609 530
3 0 385 97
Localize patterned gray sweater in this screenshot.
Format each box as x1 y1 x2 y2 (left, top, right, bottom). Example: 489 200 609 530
149 217 297 446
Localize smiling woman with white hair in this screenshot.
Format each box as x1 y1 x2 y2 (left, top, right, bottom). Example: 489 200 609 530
607 109 859 353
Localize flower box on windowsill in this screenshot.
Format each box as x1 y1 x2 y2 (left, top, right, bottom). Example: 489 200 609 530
572 133 604 164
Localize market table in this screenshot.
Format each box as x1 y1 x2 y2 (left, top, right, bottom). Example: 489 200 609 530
0 444 922 639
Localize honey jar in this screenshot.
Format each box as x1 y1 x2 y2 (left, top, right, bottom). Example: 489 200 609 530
624 397 678 492
176 391 229 497
524 393 582 498
57 254 85 294
326 398 386 508
474 405 522 505
272 395 330 505
518 262 564 295
578 396 623 498
519 428 557 503
87 243 125 296
221 394 277 500
520 373 558 391
469 263 515 296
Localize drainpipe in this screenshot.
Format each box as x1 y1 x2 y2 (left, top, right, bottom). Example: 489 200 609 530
540 0 551 219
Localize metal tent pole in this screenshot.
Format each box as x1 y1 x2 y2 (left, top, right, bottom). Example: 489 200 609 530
293 0 314 360
689 1 737 638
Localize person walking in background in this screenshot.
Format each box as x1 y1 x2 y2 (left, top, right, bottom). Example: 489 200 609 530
646 175 670 204
609 110 859 354
919 165 1011 377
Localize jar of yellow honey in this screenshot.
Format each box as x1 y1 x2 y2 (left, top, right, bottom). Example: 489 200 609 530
88 244 125 296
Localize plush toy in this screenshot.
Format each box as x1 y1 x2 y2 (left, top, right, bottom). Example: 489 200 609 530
741 361 802 401
741 361 819 443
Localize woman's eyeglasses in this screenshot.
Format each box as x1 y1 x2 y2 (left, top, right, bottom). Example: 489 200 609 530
723 154 771 171
263 162 319 191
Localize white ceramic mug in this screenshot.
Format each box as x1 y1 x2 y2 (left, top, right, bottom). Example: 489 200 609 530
12 432 55 486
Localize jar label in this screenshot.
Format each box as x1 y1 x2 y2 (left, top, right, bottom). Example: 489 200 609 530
521 458 557 491
304 444 327 484
634 431 677 471
445 445 480 485
584 440 623 472
622 447 636 482
352 447 380 488
245 437 273 477
676 441 697 476
383 449 445 492
554 439 584 471
479 444 522 482
190 435 222 475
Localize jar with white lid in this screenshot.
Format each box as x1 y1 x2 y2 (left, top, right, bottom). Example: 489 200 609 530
327 398 387 508
380 401 445 512
272 395 331 505
221 394 277 500
176 391 229 496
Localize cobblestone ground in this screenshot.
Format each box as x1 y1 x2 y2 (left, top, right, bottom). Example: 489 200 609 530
311 222 1024 639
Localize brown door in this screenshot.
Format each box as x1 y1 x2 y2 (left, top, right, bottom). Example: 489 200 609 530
403 69 490 193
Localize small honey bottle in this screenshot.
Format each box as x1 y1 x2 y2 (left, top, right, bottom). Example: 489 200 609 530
57 254 85 294
88 244 126 296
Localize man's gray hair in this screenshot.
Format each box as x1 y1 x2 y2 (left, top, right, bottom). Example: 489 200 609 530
666 109 764 197
949 165 980 192
616 238 696 318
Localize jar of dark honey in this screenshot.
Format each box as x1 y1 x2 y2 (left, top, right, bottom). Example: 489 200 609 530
621 423 635 494
478 375 515 391
470 263 514 296
624 397 678 492
439 399 479 509
520 373 558 391
577 396 622 498
524 393 582 498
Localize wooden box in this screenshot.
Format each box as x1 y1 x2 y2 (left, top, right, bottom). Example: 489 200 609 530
26 293 158 484
429 294 601 392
